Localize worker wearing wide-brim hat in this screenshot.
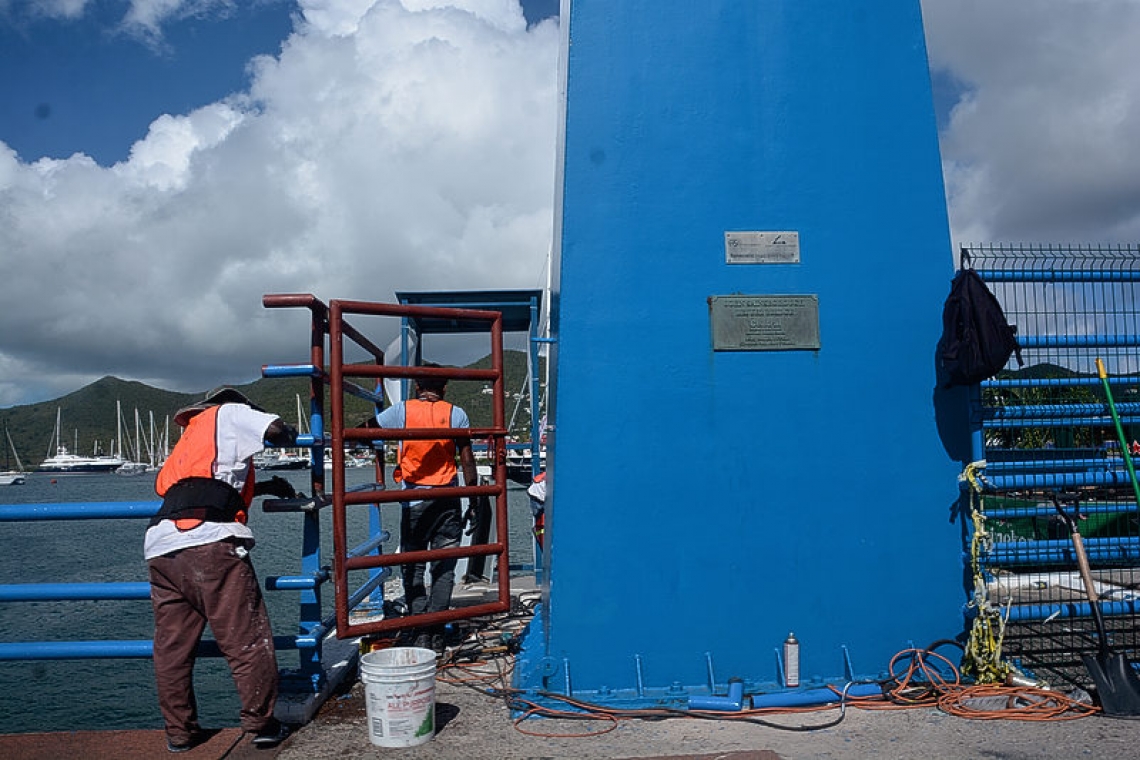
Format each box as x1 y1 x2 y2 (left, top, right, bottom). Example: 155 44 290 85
144 386 298 752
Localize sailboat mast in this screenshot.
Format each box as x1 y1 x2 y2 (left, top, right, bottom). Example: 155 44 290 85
46 408 61 459
295 394 311 458
135 409 143 463
5 425 25 473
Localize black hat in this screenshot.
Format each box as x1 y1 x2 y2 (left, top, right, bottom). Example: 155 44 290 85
174 387 264 427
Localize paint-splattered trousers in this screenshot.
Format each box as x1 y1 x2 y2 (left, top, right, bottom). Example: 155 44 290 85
147 539 278 743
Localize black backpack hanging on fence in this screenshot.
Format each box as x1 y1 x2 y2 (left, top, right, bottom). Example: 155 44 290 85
937 263 1022 387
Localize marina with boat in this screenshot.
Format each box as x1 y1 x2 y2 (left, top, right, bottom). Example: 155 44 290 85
33 407 159 475
35 445 124 474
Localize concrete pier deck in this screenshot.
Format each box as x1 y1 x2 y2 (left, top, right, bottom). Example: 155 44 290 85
4 674 1134 760
278 678 1137 760
1 577 1135 759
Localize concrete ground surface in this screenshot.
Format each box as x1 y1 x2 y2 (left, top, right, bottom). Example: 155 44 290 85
0 664 1134 759
274 664 1140 760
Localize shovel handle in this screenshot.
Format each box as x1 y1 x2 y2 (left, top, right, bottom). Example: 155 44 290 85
1051 494 1102 603
1053 494 1112 651
1070 532 1101 605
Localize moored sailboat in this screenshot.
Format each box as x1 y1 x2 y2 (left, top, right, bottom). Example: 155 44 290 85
1 424 26 485
112 400 154 477
36 408 126 474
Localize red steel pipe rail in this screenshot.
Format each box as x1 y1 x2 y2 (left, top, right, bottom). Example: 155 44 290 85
264 293 512 639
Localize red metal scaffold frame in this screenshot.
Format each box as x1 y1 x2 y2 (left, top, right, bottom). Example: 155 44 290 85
263 294 512 641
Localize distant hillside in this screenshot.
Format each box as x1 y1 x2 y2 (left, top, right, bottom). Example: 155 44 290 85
0 351 543 469
1002 361 1089 379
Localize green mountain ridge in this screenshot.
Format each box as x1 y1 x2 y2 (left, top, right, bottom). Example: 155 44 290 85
1 351 542 469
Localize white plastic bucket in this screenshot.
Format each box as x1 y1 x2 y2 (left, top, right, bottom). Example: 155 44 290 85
360 646 437 748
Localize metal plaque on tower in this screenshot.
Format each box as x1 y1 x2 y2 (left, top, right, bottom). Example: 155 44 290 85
709 294 820 351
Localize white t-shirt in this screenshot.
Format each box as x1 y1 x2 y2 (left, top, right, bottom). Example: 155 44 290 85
376 400 470 429
143 404 280 560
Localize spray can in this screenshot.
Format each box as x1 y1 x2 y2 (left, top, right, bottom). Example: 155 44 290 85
783 632 800 688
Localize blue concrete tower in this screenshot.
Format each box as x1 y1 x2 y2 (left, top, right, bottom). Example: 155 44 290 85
519 1 960 702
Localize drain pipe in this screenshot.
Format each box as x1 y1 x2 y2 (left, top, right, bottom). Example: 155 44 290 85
688 678 745 711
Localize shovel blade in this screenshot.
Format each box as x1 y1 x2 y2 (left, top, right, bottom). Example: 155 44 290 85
1081 651 1140 718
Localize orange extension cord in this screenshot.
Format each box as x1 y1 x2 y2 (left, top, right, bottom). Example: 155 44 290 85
878 646 1097 721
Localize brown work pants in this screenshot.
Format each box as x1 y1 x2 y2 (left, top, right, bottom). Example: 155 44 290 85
148 539 278 742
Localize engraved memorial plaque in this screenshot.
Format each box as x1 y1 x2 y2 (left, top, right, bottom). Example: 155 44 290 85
724 231 800 264
709 295 820 351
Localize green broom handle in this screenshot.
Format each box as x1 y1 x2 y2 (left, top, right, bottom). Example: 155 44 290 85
1097 357 1140 510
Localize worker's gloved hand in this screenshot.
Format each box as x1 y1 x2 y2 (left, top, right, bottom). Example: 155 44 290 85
265 421 299 448
261 475 297 499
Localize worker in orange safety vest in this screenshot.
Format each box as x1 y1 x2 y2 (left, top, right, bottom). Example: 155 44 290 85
375 364 478 654
144 387 298 752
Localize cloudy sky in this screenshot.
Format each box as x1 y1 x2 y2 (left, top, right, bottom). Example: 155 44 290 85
1 0 1138 407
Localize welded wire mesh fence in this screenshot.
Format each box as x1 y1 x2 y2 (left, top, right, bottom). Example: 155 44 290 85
964 243 1140 690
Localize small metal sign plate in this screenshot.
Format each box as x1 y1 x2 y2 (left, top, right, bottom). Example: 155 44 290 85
709 295 820 351
724 231 800 264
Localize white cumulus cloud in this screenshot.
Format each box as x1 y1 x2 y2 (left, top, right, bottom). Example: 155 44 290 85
0 0 558 405
922 0 1140 245
4 0 1140 406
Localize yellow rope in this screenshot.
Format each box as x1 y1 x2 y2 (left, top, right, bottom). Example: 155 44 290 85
959 460 1013 685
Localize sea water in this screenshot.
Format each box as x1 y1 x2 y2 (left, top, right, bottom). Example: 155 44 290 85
0 468 538 734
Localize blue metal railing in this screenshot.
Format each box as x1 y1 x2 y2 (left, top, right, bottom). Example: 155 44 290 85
976 269 1140 283
981 501 1135 521
987 376 1137 389
980 471 1139 492
981 537 1140 567
0 498 338 682
982 402 1140 420
1003 599 1140 623
982 415 1140 429
1015 335 1140 350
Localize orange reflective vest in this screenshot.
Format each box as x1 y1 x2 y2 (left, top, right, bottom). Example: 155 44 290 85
395 399 457 486
153 406 255 529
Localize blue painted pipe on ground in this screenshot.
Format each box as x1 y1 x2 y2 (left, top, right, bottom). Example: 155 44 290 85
688 678 744 711
749 682 883 709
